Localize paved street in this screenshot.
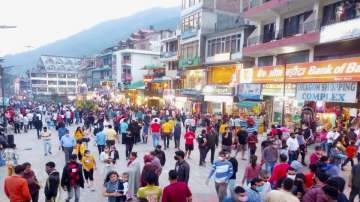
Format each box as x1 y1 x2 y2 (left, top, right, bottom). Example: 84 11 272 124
0 123 221 202
0 123 354 202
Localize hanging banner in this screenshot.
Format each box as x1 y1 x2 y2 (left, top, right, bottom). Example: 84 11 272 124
296 82 357 103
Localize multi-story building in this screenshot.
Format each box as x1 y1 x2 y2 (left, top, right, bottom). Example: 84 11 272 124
29 55 82 96
113 49 161 89
239 0 360 126
178 0 247 113
13 76 30 95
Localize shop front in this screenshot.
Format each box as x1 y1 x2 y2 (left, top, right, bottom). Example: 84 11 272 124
183 69 206 90
239 56 360 128
176 89 204 114
202 85 235 115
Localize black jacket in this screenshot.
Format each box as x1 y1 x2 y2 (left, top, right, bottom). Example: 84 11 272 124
45 170 60 200
153 150 166 166
206 129 218 148
175 160 190 184
61 162 84 189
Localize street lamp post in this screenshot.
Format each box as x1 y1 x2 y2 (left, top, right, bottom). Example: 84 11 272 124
281 60 288 126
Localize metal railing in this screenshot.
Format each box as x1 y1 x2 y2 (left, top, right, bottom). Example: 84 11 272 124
246 20 321 47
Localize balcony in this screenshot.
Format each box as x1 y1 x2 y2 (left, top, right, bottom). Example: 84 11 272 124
243 20 320 57
181 29 199 40
179 56 200 69
320 17 360 44
242 0 309 21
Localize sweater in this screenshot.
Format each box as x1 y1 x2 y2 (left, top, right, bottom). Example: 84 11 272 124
208 160 233 183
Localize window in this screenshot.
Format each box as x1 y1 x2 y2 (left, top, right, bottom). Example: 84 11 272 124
48 81 57 85
276 50 310 65
182 12 202 32
48 73 57 78
180 41 199 60
283 11 312 37
207 34 242 57
258 56 274 67
58 81 66 85
34 87 47 92
58 74 66 78
67 74 76 78
48 88 57 93
31 73 46 78
31 80 47 85
263 23 275 43
67 81 76 86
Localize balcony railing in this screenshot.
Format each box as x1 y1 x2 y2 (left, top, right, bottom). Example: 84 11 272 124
122 59 131 65
243 0 271 11
160 51 177 58
246 20 320 47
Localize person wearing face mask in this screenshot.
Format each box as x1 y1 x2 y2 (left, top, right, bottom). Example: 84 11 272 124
265 178 300 202
206 150 233 202
174 150 190 184
286 167 297 181
245 178 262 202
223 186 248 202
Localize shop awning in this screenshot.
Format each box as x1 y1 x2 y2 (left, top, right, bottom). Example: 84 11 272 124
127 81 145 90
238 101 258 108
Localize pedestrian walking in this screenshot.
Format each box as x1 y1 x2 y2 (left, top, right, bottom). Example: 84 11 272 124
173 119 182 149
161 119 172 149
41 127 52 156
197 129 207 166
126 152 141 198
81 150 96 190
61 154 84 202
236 126 248 160
150 118 161 148
205 124 218 164
184 128 195 159
44 161 60 202
34 117 43 139
4 164 32 202
60 132 76 163
206 150 234 202
95 127 106 155
174 150 190 184
262 141 278 174
102 171 127 202
137 171 162 202
22 162 41 202
161 170 192 202
105 125 118 147
152 145 166 167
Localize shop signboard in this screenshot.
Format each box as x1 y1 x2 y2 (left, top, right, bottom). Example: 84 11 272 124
262 84 296 97
239 57 360 83
236 84 262 100
296 82 357 103
202 85 234 96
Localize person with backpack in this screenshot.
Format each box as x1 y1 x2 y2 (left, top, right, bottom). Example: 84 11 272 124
61 154 84 202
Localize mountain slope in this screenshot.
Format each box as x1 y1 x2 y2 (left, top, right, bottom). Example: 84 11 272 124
4 7 180 74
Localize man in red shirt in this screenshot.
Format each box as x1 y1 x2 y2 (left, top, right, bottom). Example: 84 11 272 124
269 154 290 188
184 128 195 159
4 164 32 202
150 118 161 148
162 170 192 202
341 140 357 170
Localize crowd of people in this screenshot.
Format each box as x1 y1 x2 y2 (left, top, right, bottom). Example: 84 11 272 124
1 102 360 202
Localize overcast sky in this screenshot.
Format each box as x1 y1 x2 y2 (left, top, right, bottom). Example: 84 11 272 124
0 0 179 56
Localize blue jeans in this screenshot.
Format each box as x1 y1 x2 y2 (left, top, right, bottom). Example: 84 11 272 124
227 179 236 196
43 139 52 155
265 162 275 174
152 133 160 148
288 151 298 164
